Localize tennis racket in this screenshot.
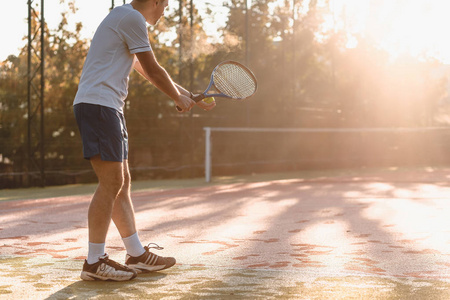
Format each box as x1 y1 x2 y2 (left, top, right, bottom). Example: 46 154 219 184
176 60 257 111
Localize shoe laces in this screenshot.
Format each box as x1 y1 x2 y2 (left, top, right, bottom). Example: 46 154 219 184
99 253 131 271
145 243 164 251
99 253 110 262
98 254 110 271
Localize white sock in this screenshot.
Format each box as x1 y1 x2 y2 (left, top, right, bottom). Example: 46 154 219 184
122 232 145 257
87 242 105 264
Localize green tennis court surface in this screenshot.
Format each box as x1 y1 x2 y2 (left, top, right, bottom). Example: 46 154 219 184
2 168 450 299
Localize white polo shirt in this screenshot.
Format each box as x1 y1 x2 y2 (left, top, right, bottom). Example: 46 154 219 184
74 4 152 112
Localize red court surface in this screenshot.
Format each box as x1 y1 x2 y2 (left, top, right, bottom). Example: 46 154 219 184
2 168 450 299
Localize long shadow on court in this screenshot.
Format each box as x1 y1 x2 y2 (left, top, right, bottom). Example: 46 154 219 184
154 179 450 297
204 179 450 289
2 174 450 298
184 178 450 299
129 179 450 287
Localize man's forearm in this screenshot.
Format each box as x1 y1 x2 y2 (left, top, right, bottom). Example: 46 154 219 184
175 83 191 98
134 55 190 101
147 66 181 101
135 52 180 101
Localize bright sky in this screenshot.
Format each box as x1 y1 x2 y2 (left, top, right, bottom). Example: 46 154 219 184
1 0 113 61
0 0 228 62
2 0 450 64
326 0 450 63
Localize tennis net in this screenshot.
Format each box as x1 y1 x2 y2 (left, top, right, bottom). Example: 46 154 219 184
203 127 450 182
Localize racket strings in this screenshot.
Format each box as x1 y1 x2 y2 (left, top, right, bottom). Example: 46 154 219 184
213 63 257 99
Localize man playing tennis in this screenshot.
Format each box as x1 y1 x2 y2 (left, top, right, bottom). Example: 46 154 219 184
73 0 215 281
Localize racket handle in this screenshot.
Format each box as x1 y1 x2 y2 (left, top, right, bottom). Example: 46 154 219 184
176 93 206 111
192 94 206 102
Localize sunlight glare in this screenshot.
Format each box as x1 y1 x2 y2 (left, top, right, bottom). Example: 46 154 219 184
329 0 450 63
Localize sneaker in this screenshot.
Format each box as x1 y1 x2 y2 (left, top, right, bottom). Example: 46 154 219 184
125 243 176 273
80 254 137 281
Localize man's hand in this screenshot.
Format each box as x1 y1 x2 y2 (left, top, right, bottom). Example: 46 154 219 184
174 94 196 112
195 95 216 111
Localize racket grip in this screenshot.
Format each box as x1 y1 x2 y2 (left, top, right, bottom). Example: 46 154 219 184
176 93 205 111
192 94 206 103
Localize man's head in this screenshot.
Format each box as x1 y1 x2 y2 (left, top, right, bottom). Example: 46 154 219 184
131 0 169 26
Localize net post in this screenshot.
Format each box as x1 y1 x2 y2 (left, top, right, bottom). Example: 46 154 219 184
204 127 212 182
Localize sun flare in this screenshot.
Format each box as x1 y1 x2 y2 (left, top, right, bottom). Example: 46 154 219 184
328 0 450 63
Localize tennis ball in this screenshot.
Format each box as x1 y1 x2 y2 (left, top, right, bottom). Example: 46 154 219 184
203 97 215 104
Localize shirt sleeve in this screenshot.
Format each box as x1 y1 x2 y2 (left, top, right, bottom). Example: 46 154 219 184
118 11 152 54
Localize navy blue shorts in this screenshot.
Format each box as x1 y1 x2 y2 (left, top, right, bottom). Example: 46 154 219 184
74 103 128 162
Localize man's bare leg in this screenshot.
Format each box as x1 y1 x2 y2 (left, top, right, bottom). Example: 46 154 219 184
110 159 146 257
88 155 124 244
112 159 138 238
81 154 137 280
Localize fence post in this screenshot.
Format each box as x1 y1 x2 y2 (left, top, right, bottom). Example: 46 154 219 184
204 127 212 182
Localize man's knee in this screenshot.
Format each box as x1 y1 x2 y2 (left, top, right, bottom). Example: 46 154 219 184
104 172 125 196
91 157 125 197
